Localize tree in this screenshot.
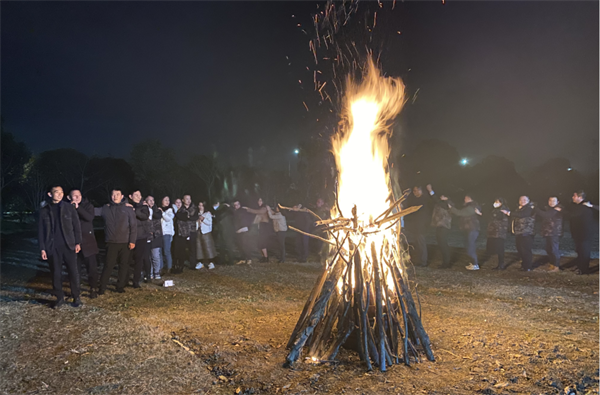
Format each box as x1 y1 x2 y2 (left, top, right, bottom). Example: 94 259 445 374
36 149 89 191
187 154 220 204
1 130 31 193
130 140 180 197
21 156 47 211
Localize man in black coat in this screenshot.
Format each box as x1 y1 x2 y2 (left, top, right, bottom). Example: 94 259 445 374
535 196 563 272
129 190 151 287
38 185 83 308
99 189 137 294
173 194 198 272
69 190 100 298
509 196 536 272
567 191 599 274
402 186 432 266
233 200 253 265
427 184 453 268
212 201 236 265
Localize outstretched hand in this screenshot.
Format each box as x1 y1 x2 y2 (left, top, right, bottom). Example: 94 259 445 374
440 195 448 201
583 202 593 208
426 184 433 193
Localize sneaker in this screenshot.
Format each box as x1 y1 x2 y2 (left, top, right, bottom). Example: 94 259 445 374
208 262 215 270
72 298 82 308
236 260 246 265
548 265 560 273
247 259 252 265
465 263 480 271
53 299 66 309
155 274 162 280
195 263 204 270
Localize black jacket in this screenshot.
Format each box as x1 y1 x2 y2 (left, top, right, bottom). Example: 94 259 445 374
567 202 599 241
403 194 432 233
132 201 151 241
233 208 253 232
487 207 510 239
38 200 82 252
101 200 137 244
450 201 481 232
149 206 164 248
175 204 198 238
75 198 100 257
511 203 535 236
213 204 234 234
430 195 452 229
535 205 563 237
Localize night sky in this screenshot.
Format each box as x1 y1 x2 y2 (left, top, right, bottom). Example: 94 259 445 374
2 1 598 173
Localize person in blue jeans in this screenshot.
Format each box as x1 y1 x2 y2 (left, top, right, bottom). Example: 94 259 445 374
159 196 175 274
449 195 482 271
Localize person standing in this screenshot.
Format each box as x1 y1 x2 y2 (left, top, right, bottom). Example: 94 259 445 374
402 186 432 266
69 189 100 298
146 195 164 280
233 200 253 265
449 194 482 271
313 198 331 265
38 186 83 308
288 204 312 263
509 196 536 272
195 202 217 270
173 198 182 213
212 201 236 265
98 188 137 294
482 198 510 270
267 204 288 263
129 190 151 287
535 196 563 272
427 185 453 268
243 198 271 263
159 196 175 274
567 191 599 274
174 195 198 272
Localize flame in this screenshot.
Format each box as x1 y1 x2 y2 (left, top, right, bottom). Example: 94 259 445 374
330 57 406 292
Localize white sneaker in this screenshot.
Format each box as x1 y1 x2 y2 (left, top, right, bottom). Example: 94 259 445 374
155 274 161 280
236 260 246 265
195 263 204 270
246 260 252 265
465 263 480 271
208 262 215 270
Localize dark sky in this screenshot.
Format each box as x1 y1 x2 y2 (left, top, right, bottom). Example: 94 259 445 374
2 1 598 173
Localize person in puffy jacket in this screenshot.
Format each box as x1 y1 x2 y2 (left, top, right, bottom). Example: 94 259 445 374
427 184 453 268
449 194 481 271
173 195 198 273
535 196 563 272
509 196 536 272
145 195 164 280
565 190 599 274
481 197 510 270
195 201 217 270
159 196 175 273
129 190 151 286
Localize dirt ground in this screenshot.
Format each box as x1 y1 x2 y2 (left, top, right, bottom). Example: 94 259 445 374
1 232 599 395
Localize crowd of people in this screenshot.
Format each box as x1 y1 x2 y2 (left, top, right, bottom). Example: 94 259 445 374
402 184 598 275
38 183 597 309
37 185 330 308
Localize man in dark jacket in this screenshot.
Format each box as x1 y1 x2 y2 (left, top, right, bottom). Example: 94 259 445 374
212 201 236 265
99 189 137 294
69 189 100 298
173 194 198 272
535 196 563 272
449 194 481 271
233 200 253 264
38 185 83 308
129 190 151 287
313 198 331 265
427 184 453 268
402 186 432 266
567 191 599 274
288 204 312 263
509 196 536 272
482 198 510 270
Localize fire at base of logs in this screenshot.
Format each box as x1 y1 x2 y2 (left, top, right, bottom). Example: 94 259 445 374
283 195 435 371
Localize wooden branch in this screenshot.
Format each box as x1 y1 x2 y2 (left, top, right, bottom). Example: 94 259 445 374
375 205 422 227
288 226 336 246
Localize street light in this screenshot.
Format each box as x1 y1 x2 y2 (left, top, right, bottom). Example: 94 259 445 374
294 149 299 155
460 158 469 166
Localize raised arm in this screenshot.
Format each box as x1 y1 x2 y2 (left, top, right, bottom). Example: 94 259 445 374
449 205 477 217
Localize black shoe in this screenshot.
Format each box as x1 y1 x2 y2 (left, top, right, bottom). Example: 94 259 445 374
494 265 506 271
143 277 149 283
72 298 82 308
98 289 105 296
521 268 532 272
53 299 66 309
116 288 126 293
278 259 285 264
89 289 98 299
132 283 141 289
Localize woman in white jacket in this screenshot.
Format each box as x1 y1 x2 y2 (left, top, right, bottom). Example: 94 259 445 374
196 201 217 270
160 196 175 274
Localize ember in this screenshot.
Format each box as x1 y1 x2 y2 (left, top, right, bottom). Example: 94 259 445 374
285 58 435 371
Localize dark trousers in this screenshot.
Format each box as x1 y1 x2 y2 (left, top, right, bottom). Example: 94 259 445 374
276 231 286 262
77 252 98 290
235 232 252 260
545 236 560 266
48 244 80 300
435 227 450 266
100 243 131 291
296 234 309 262
484 237 505 267
173 234 196 270
407 228 427 265
516 235 534 270
188 232 198 264
131 239 150 286
465 230 479 265
214 227 236 264
574 236 592 273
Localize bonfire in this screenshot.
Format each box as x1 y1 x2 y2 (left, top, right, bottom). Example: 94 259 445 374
284 58 435 371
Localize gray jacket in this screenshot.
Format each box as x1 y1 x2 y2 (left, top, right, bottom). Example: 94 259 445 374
101 201 137 244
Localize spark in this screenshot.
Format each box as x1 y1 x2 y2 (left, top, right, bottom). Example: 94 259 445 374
302 102 309 112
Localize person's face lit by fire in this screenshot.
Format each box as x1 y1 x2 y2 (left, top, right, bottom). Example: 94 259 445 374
183 195 191 207
572 193 584 204
464 195 472 204
162 196 170 207
174 199 182 209
70 190 82 205
198 202 204 213
130 191 142 204
412 187 422 198
257 198 263 207
111 190 123 204
145 196 155 207
548 197 558 208
233 201 241 210
519 196 530 207
316 198 324 208
49 186 64 203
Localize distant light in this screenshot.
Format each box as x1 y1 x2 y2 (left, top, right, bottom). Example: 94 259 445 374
567 167 572 171
460 158 469 166
294 149 299 154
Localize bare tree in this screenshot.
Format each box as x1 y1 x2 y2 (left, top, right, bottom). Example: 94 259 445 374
188 154 220 203
22 157 46 211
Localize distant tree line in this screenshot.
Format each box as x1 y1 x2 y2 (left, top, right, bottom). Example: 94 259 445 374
2 127 597 216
